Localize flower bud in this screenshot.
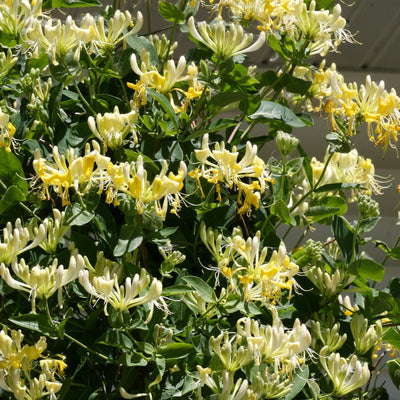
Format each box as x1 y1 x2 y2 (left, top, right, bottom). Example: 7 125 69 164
276 131 299 156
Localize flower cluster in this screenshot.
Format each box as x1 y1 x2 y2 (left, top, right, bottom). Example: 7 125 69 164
0 328 66 400
128 51 204 112
197 315 311 399
0 252 85 312
212 0 352 56
201 224 299 304
25 9 143 62
79 257 163 320
33 143 187 218
304 148 388 201
296 63 400 151
190 134 273 214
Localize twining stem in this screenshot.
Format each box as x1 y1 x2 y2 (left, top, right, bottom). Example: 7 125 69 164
61 59 96 116
63 332 110 361
290 150 335 213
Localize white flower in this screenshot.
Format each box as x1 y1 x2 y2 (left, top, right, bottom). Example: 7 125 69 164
320 346 370 396
187 16 265 59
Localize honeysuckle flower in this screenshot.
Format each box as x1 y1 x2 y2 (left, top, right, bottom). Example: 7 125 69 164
0 254 85 312
304 148 389 202
190 134 273 214
79 267 163 320
84 251 124 282
187 16 265 60
299 63 400 150
290 1 354 56
0 328 47 370
338 294 359 316
0 218 47 266
276 131 299 156
149 33 178 59
351 314 382 355
237 317 311 368
129 52 187 95
88 105 138 152
306 266 355 298
250 363 293 399
0 328 65 400
0 49 18 81
320 346 370 396
82 10 143 54
106 156 187 219
25 15 94 63
212 0 266 22
233 239 299 304
158 240 186 277
29 209 70 254
33 142 111 205
210 333 254 372
311 321 347 352
196 366 249 400
0 109 16 152
0 0 42 38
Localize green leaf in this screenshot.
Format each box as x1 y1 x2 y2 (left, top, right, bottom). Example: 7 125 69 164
114 224 143 257
248 100 308 127
383 328 400 349
158 342 194 359
307 378 320 399
42 0 99 8
126 35 158 66
314 182 365 193
182 276 215 303
286 157 303 175
97 331 134 349
268 35 290 60
306 196 347 222
0 185 26 215
64 203 95 226
388 359 400 390
283 366 309 400
357 216 380 234
271 199 295 226
332 215 355 264
349 259 384 282
9 314 58 338
147 89 179 131
281 74 312 95
158 1 185 22
162 284 194 296
0 147 29 194
387 246 400 260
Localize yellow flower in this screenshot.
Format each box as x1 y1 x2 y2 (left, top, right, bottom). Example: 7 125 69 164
0 328 65 400
237 316 311 367
106 156 187 219
190 134 273 214
129 52 187 95
33 143 111 205
0 110 16 152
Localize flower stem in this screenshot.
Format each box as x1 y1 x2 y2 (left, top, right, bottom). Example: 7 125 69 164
63 332 110 361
